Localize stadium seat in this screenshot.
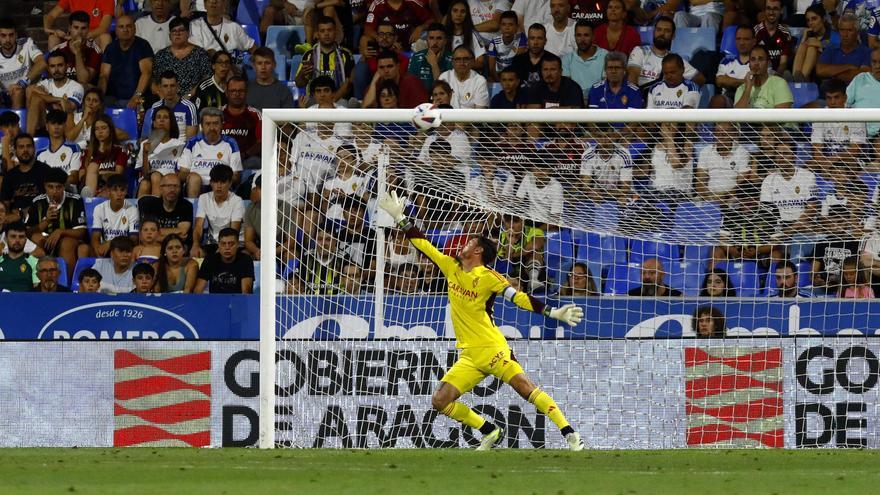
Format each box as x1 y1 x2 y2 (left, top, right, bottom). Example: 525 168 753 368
266 25 305 60
56 257 68 288
671 201 722 243
671 27 716 62
788 26 804 45
274 53 287 82
666 260 704 297
638 26 653 46
715 260 761 297
71 257 96 292
762 261 813 296
285 82 301 106
254 261 261 292
719 25 737 57
241 24 261 46
34 137 49 153
425 229 461 252
629 238 680 266
682 244 712 269
604 262 642 296
236 0 266 27
698 84 714 108
575 231 628 267
489 82 501 99
545 229 575 283
107 108 138 141
790 82 818 108
84 197 108 235
289 54 303 81
590 201 620 232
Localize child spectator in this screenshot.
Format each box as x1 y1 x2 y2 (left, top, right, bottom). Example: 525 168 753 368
191 164 245 258
131 262 156 293
77 267 102 293
92 236 136 294
89 174 139 257
699 268 736 297
839 256 875 299
133 218 162 263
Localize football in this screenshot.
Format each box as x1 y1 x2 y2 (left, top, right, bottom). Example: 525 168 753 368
411 103 442 131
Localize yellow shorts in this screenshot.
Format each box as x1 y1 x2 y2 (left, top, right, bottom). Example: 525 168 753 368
441 346 525 394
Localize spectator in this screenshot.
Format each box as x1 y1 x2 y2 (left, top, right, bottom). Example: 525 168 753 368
37 110 82 190
0 202 42 256
695 122 753 201
0 110 21 169
323 144 370 220
754 0 794 75
439 46 491 108
180 108 242 199
222 77 262 171
510 23 549 87
152 17 212 101
353 21 411 100
431 79 455 105
76 267 101 293
31 256 72 292
389 262 423 294
259 0 309 42
417 119 472 167
99 17 154 110
812 203 863 295
0 221 38 292
692 306 725 337
0 18 46 110
490 67 526 108
812 78 866 172
92 236 136 294
579 124 633 202
242 174 262 261
774 260 806 298
486 10 526 82
839 256 875 298
648 122 694 199
511 0 550 30
246 47 295 111
386 229 420 271
525 53 584 108
280 119 341 207
734 45 794 108
593 0 640 56
793 4 841 82
363 50 429 108
760 125 816 234
80 115 129 198
136 107 186 197
191 164 244 258
338 262 364 294
136 0 176 54
409 23 453 91
154 233 198 292
846 48 880 139
587 51 644 108
26 51 84 135
195 227 254 294
88 174 139 257
138 173 193 244
43 0 113 50
304 77 352 137
133 218 161 262
816 13 870 84
294 15 355 101
674 0 723 30
1 134 52 222
189 0 257 63
66 88 103 149
646 53 700 108
628 16 704 87
27 168 87 281
361 0 434 54
142 71 199 140
445 0 487 69
562 21 608 102
627 0 681 25
51 10 102 85
468 0 509 42
699 268 736 297
628 258 682 296
130 262 156 293
193 51 233 114
714 25 755 107
516 164 564 224
337 196 376 269
559 262 598 296
544 0 576 57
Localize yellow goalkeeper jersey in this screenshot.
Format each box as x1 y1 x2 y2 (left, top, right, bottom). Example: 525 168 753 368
406 228 543 349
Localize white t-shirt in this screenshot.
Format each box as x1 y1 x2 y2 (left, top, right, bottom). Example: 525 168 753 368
470 167 517 205
650 148 693 193
0 233 37 254
36 78 85 109
438 69 490 108
511 0 551 28
716 54 750 80
647 80 700 108
628 46 698 86
760 167 817 222
418 130 472 164
811 120 868 154
0 38 43 92
516 172 564 219
135 14 175 53
280 131 340 204
189 18 256 53
71 112 91 149
91 202 139 241
196 192 245 244
179 135 243 183
452 32 487 59
38 142 82 176
135 138 186 175
92 258 134 294
696 144 751 194
470 0 511 42
544 20 576 57
580 144 634 186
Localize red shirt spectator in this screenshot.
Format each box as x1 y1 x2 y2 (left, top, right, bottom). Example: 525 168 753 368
54 38 102 84
570 0 608 24
754 22 794 73
593 23 640 55
222 105 261 161
365 0 434 51
56 0 114 30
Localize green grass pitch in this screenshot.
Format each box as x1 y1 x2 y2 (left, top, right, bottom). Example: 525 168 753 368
1 448 877 494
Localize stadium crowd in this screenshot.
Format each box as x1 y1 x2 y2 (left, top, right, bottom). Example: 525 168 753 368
1 0 880 298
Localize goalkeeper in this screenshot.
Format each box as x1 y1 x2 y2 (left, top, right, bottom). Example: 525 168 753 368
379 191 585 451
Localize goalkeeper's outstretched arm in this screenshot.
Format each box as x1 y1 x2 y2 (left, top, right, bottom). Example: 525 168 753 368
500 284 584 326
378 190 457 275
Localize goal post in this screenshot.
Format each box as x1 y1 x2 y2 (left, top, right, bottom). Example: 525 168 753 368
259 108 880 450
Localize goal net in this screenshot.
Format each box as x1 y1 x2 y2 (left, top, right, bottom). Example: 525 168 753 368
259 109 880 449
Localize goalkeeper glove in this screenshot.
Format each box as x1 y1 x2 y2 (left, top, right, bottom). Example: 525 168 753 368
378 190 406 224
544 303 584 326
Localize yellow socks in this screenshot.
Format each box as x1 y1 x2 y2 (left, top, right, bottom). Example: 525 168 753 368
441 401 487 430
528 387 571 431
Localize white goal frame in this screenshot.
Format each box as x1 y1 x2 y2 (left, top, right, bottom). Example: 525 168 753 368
257 108 880 449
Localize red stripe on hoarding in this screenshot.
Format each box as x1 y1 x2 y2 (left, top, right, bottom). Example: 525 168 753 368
115 376 211 401
684 347 782 373
686 397 783 422
686 424 783 448
685 374 782 399
115 400 210 424
114 425 210 447
114 350 211 374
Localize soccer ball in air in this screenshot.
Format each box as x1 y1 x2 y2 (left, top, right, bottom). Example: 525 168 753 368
411 103 442 131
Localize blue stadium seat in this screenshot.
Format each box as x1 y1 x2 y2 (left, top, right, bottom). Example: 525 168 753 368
241 24 261 46
604 262 642 295
671 201 722 243
715 260 761 297
121 0 137 13
671 27 716 62
71 257 96 292
266 25 306 60
590 201 620 232
107 107 138 141
682 244 712 268
425 229 461 252
34 137 49 153
629 238 680 266
489 82 501 99
253 261 261 292
638 26 653 46
790 82 818 108
575 231 628 267
762 261 813 296
56 257 69 288
719 25 737 58
545 229 575 283
0 108 26 127
788 26 804 45
274 53 288 81
84 197 108 235
289 54 303 81
236 0 267 27
667 260 704 297
698 84 714 108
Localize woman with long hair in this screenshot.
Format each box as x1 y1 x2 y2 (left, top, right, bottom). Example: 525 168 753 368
444 0 485 70
560 262 599 296
839 256 875 299
692 305 726 337
593 0 641 55
431 80 454 106
792 4 838 82
154 234 199 293
699 268 737 297
66 88 104 149
81 114 129 198
135 106 185 197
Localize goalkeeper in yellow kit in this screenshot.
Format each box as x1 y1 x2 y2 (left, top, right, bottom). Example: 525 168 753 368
379 192 586 451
